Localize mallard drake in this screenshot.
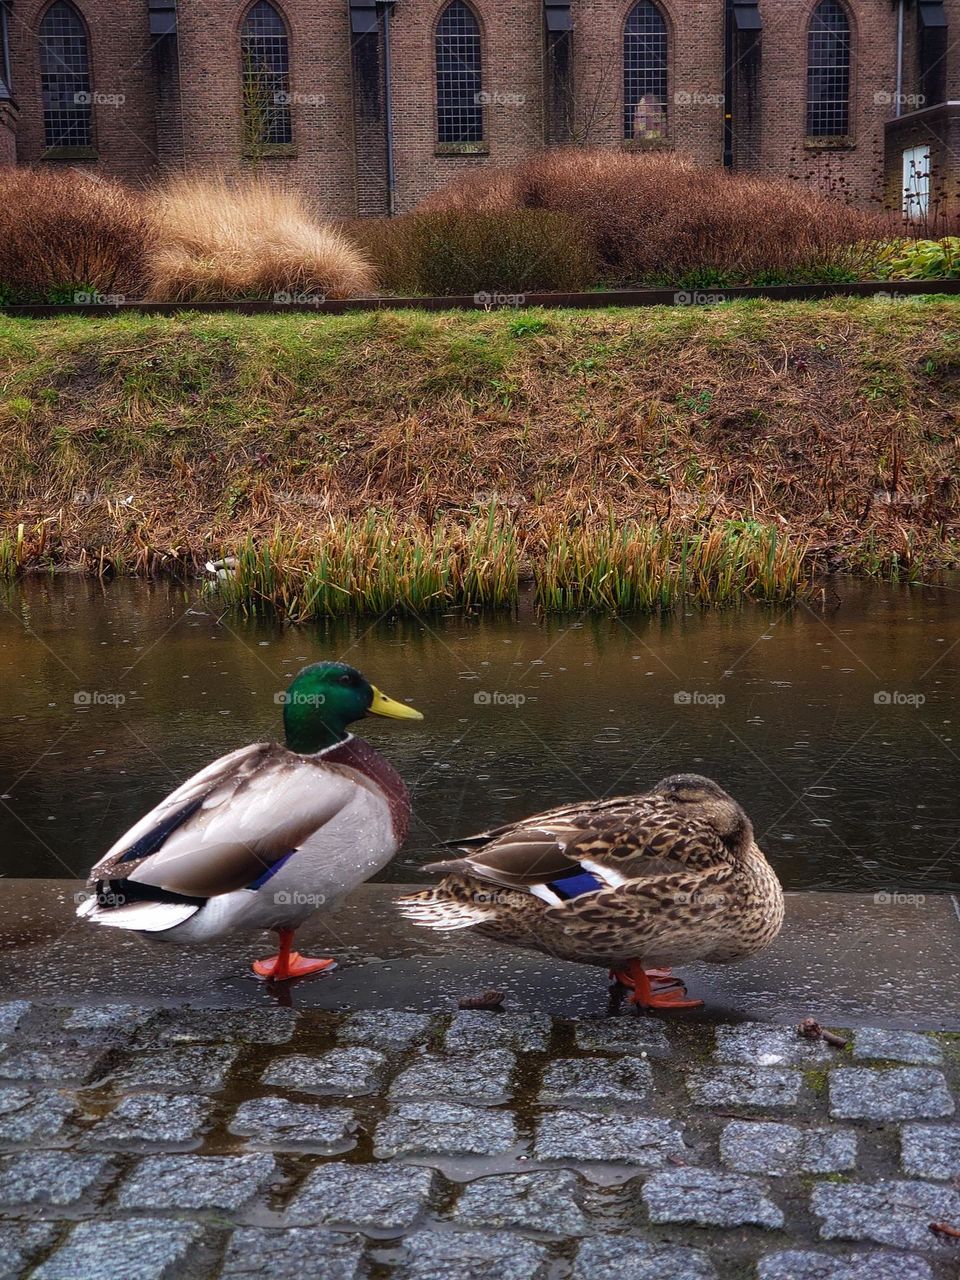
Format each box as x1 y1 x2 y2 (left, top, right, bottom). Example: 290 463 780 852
398 774 783 1010
77 661 422 981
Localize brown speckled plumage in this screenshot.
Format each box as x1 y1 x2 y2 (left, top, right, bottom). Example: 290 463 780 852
397 773 784 970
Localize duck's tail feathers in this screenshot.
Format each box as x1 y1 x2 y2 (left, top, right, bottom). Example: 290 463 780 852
76 880 204 933
396 884 490 931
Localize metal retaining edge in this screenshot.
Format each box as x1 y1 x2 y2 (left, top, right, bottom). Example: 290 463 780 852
2 278 960 317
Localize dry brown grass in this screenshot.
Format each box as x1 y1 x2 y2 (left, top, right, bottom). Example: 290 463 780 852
420 149 892 285
145 174 376 301
0 303 956 596
0 167 149 302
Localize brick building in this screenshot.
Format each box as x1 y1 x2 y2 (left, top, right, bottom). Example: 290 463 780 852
0 0 956 219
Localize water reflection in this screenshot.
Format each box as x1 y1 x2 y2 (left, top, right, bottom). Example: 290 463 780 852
0 577 957 892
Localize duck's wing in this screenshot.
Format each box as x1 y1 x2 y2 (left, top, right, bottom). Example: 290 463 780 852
79 743 361 930
426 795 728 890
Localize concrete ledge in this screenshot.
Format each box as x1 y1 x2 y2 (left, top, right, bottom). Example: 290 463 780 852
3 884 959 1030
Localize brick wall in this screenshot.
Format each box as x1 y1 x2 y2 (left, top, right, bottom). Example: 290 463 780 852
5 0 960 217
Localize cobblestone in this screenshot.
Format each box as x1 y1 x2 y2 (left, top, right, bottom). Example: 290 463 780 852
0 1045 110 1085
720 1119 857 1175
109 1044 239 1091
116 1153 278 1210
687 1065 802 1109
573 1237 718 1279
0 1003 30 1041
853 1028 944 1066
84 1092 212 1149
0 1224 57 1277
539 1056 652 1107
389 1050 515 1104
0 1086 76 1144
221 1227 363 1279
444 1010 550 1053
33 1218 205 1280
374 1101 517 1158
229 1099 357 1151
391 1229 548 1279
286 1162 435 1232
812 1178 960 1250
262 1047 387 1096
643 1167 784 1228
0 1151 115 1208
900 1123 960 1179
136 1006 297 1046
572 1019 672 1058
758 1250 935 1280
714 1023 833 1066
829 1068 955 1121
534 1110 686 1165
339 1010 434 1054
452 1170 588 1236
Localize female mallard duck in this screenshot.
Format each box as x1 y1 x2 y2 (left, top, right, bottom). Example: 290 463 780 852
77 661 422 981
398 774 783 1010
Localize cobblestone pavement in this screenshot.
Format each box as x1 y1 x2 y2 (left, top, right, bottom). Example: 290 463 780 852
1 1000 958 1279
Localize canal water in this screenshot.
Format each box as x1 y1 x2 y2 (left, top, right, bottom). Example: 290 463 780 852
0 577 956 893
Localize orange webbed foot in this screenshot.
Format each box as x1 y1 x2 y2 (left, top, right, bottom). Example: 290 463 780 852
252 953 337 981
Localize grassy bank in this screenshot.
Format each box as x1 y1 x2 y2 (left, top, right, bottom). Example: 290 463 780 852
0 299 957 615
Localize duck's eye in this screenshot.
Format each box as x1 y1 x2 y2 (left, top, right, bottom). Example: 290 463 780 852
338 674 353 686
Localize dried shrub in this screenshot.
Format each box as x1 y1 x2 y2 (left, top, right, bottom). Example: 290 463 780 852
0 166 149 302
420 149 893 286
146 174 376 301
344 209 595 295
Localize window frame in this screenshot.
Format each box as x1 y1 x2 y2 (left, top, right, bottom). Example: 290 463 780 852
805 0 853 143
38 0 94 155
240 0 294 152
434 0 485 152
622 0 670 145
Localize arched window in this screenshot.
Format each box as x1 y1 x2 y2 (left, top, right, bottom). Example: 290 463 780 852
806 0 851 137
241 1 292 146
623 2 668 141
436 1 483 144
39 2 92 148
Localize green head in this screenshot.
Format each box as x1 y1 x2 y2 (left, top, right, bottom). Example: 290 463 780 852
281 661 423 753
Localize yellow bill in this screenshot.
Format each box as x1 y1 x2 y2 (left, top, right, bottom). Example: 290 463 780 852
369 685 424 721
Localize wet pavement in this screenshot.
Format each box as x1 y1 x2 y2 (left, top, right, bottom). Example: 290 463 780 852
3 883 960 1030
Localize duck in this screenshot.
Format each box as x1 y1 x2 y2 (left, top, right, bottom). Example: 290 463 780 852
397 773 783 1010
77 661 423 981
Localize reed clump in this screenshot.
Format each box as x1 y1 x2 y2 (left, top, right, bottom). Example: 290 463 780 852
145 174 376 301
